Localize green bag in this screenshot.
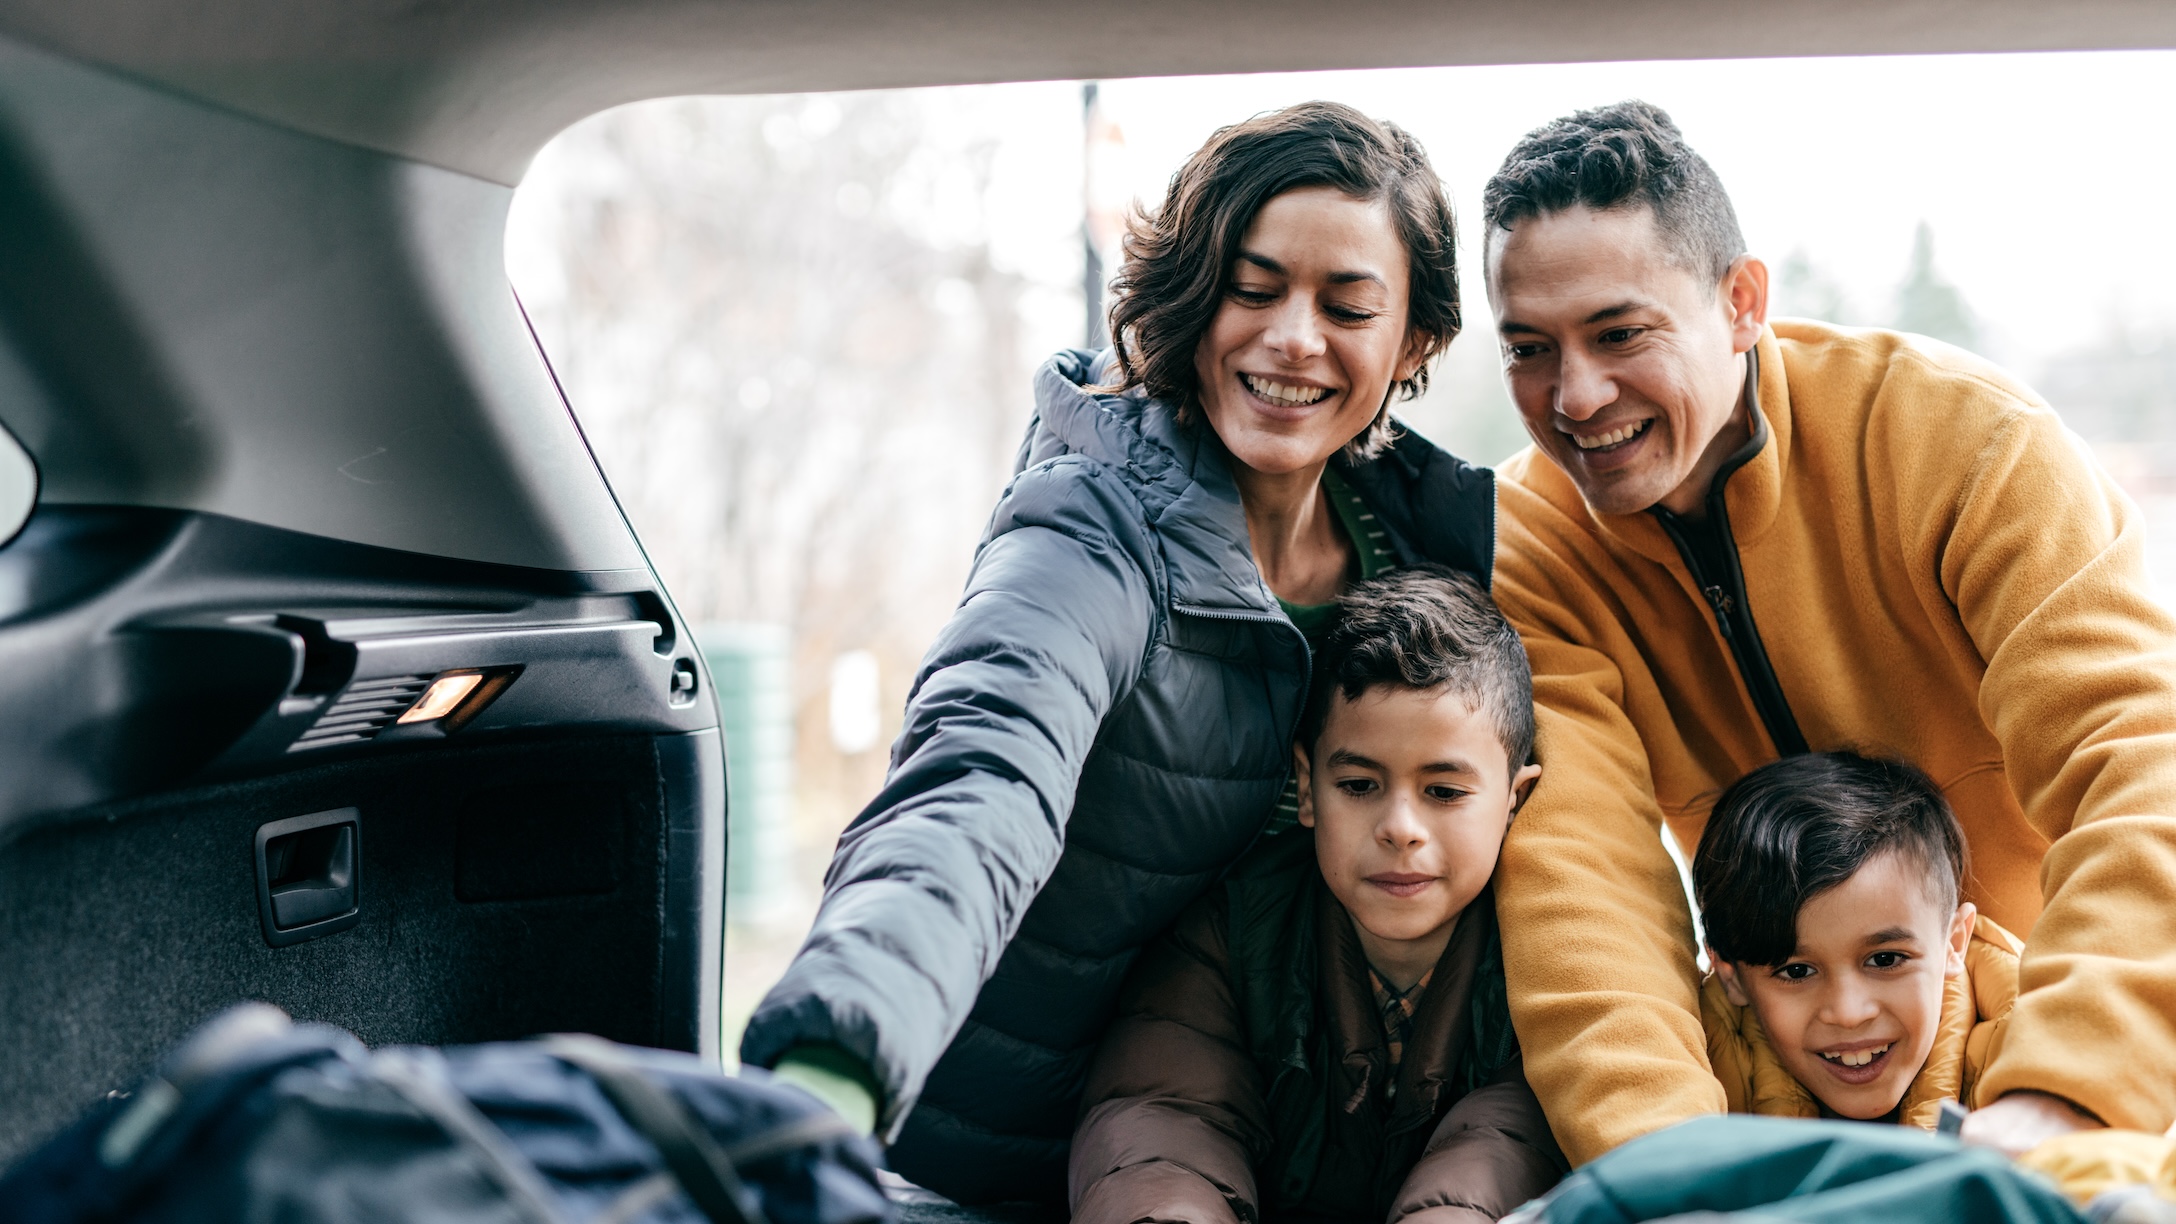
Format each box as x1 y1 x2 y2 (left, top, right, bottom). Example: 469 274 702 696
1506 1115 2084 1224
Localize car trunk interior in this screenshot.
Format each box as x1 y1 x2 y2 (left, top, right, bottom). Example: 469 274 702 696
0 0 2167 1168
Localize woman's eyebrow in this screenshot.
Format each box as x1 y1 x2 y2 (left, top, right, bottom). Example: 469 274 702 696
1235 250 1387 288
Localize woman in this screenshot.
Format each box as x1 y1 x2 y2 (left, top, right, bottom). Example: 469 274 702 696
740 100 1497 1204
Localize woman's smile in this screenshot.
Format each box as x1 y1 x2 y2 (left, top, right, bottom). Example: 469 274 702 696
1239 371 1338 413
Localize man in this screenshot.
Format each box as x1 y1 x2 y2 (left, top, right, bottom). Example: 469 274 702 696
1483 99 2176 1166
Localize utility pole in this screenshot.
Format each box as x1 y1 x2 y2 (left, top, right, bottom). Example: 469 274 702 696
1081 81 1106 349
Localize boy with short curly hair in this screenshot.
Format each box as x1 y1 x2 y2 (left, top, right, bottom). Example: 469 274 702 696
1693 751 2020 1126
1070 565 1564 1224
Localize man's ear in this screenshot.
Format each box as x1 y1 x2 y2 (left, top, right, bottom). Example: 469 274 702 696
1712 956 1752 1007
1292 743 1317 829
1509 762 1542 816
1945 901 1977 979
1721 254 1769 355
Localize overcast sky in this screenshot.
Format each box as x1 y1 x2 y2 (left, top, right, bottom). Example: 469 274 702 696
889 51 2176 375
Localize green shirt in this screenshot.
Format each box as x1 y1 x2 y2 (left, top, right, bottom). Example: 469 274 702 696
1275 466 1399 638
1268 467 1398 832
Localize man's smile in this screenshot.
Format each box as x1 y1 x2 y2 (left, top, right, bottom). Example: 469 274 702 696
1563 418 1652 453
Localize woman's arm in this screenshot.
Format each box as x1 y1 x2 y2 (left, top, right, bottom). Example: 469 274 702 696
1390 1057 1567 1224
1071 901 1269 1224
740 458 1159 1131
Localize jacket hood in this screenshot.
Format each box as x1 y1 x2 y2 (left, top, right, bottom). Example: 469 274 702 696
1031 348 1285 618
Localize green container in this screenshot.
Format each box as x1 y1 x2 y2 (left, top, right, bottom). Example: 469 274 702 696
696 623 794 925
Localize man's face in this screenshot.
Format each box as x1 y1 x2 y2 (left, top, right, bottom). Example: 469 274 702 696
1711 850 1975 1121
1296 686 1539 969
1488 205 1765 517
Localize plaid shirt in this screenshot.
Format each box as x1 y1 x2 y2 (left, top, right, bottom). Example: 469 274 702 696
1367 963 1435 1100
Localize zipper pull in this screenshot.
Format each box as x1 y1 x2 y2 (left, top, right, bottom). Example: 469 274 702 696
1703 585 1736 636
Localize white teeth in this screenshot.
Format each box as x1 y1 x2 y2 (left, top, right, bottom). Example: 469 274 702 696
1243 374 1329 408
1823 1043 1891 1068
1570 420 1648 450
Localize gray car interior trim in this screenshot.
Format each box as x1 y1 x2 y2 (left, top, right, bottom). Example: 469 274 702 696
0 0 2171 186
0 32 642 572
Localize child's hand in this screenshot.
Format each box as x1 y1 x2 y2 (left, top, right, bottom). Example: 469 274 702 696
1959 1091 2103 1157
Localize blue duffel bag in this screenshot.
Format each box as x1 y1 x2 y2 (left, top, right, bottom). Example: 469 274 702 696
0 1003 894 1224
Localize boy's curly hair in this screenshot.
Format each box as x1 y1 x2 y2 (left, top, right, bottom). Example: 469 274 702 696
1694 752 1968 968
1297 564 1533 770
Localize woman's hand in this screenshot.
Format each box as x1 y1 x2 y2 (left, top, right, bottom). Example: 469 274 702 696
1959 1090 2103 1157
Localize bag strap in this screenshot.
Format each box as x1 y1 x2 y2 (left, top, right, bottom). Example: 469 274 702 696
545 1035 773 1224
372 1048 573 1224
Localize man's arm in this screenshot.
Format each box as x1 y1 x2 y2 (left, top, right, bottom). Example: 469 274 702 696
1493 494 1726 1166
1923 405 2176 1135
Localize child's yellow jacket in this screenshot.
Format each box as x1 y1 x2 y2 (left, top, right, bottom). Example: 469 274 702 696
1700 913 2021 1129
1704 913 2176 1207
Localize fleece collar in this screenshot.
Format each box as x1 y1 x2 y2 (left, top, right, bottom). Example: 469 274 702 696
1580 327 1796 567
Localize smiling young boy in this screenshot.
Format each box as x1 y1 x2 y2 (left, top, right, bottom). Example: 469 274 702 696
1692 752 2024 1127
1068 566 1565 1224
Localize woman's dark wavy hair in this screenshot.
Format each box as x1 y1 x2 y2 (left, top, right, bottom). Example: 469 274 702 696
1692 752 1968 968
1105 100 1461 461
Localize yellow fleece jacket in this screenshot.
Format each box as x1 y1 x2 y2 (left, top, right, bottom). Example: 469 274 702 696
1494 320 2176 1165
1702 914 2021 1129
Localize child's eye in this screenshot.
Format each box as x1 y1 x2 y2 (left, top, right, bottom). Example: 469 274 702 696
1335 778 1378 796
1774 962 1817 982
1866 951 1910 970
1422 784 1470 803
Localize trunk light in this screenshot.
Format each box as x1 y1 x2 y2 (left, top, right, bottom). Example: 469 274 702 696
398 672 484 724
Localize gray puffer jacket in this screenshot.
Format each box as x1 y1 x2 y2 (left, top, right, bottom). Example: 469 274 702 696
740 349 1495 1203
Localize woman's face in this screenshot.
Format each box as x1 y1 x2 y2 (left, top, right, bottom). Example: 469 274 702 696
1192 185 1421 476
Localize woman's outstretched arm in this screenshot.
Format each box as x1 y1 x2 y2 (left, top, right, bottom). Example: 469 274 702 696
739 456 1157 1132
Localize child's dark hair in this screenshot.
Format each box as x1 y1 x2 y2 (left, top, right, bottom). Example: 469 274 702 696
1297 564 1535 769
1693 752 1967 968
